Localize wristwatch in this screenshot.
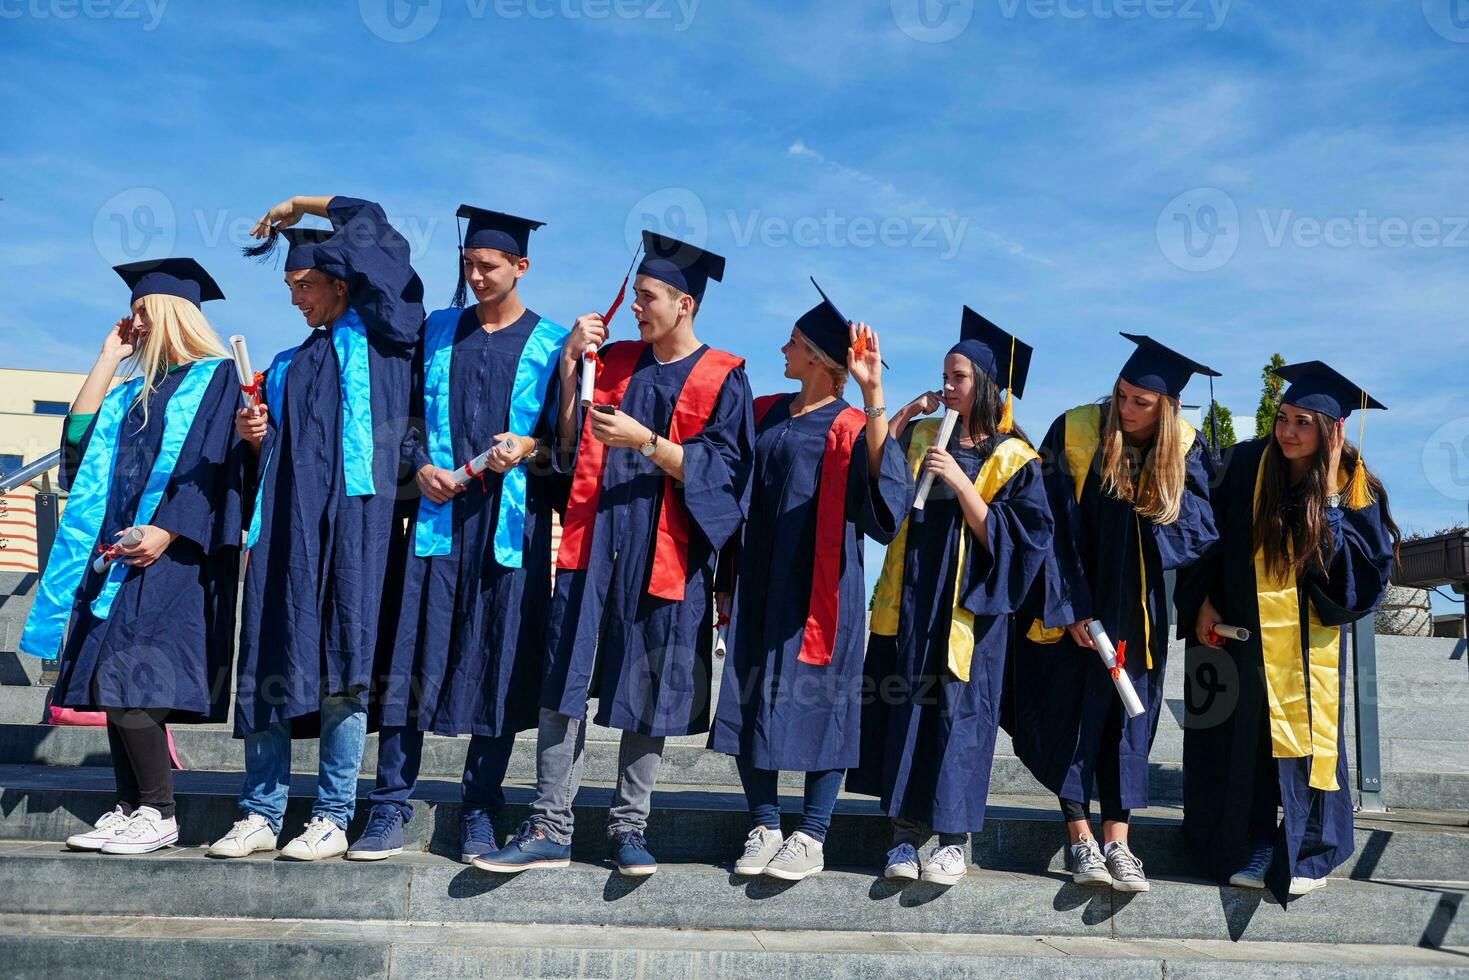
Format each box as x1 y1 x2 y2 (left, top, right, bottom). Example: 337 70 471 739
639 432 659 458
1325 492 1343 509
864 406 886 419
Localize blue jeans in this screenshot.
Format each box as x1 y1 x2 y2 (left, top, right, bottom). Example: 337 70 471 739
238 696 367 833
736 757 843 842
368 725 517 822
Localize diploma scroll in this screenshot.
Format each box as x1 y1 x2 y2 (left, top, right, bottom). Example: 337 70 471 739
1209 623 1251 643
92 527 145 574
1085 620 1146 719
912 408 961 511
229 335 260 408
448 439 512 487
579 346 598 408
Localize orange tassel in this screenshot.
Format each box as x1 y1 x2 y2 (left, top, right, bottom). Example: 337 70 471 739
998 334 1017 434
1346 457 1373 509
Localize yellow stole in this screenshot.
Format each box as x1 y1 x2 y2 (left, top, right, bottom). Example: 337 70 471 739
1252 454 1348 792
1025 404 1196 671
870 417 1038 682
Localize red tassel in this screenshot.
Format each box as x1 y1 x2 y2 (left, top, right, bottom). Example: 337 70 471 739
1110 640 1128 679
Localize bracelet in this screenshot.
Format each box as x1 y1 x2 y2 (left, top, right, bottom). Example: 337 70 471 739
864 406 886 419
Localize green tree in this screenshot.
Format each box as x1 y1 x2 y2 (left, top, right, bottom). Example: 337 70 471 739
1201 401 1236 452
1255 353 1286 438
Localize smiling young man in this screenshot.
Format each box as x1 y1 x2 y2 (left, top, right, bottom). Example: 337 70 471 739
474 230 754 877
348 206 568 865
211 196 424 862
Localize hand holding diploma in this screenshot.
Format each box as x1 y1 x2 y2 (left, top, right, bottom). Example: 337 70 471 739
1085 620 1146 719
94 525 176 572
913 408 961 510
229 335 260 408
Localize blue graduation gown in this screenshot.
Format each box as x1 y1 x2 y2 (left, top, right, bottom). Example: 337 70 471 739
1006 406 1217 810
1174 437 1394 901
709 395 911 771
51 361 245 722
235 197 425 737
378 308 563 737
540 345 754 738
849 434 1053 833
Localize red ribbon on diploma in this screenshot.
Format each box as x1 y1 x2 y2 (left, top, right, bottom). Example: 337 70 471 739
1111 640 1127 680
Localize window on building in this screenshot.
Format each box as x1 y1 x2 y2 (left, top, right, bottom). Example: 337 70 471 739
0 455 22 478
33 401 69 417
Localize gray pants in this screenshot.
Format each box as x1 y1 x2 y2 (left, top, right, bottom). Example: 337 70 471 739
529 707 665 845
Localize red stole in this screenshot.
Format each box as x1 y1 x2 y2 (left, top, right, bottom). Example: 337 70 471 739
557 341 743 601
752 394 867 667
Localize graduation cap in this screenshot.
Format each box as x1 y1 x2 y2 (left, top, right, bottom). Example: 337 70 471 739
636 230 725 304
1118 333 1220 399
951 307 1033 433
281 228 335 273
794 278 854 364
450 205 544 307
1276 360 1386 511
113 258 224 308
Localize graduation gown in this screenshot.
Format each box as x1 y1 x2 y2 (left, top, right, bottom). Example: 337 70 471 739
849 430 1053 833
378 307 564 737
1006 404 1217 809
709 394 911 772
1175 437 1393 900
541 344 754 738
50 360 245 722
235 196 424 737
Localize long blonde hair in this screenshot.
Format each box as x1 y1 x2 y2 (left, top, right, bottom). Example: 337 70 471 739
1099 385 1187 525
126 294 229 424
793 328 848 398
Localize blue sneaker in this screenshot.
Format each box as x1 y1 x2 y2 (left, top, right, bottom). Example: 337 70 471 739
471 821 570 874
610 829 657 877
346 805 404 862
460 808 497 864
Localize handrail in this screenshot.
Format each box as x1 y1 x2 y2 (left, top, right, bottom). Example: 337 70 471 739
0 450 61 495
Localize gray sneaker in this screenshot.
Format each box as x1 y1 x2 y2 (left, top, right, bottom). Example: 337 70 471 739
1104 841 1150 893
734 825 784 877
763 830 824 881
1069 837 1112 887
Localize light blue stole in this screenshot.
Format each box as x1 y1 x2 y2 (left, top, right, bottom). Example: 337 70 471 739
20 358 225 658
244 308 375 549
414 309 568 567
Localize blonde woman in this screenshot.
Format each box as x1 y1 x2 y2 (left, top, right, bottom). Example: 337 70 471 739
1007 334 1218 893
19 259 244 855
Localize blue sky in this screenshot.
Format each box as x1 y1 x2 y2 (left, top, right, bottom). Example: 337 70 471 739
3 1 1467 610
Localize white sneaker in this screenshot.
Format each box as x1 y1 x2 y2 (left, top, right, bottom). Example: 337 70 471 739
884 842 921 881
280 816 348 861
921 844 968 885
66 805 133 851
101 806 178 855
734 826 784 876
1288 875 1327 897
208 814 278 858
1069 837 1113 887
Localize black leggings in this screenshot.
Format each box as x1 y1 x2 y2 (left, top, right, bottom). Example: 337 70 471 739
105 708 176 820
1059 703 1131 826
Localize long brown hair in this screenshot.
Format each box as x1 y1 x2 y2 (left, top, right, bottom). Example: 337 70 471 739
1254 410 1402 579
964 365 1031 449
1098 385 1187 525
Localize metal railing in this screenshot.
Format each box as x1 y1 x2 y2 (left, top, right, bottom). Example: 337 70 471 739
0 449 62 495
1 450 62 679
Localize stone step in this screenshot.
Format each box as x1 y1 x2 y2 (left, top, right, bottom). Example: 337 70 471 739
8 718 1466 811
0 764 1464 884
0 843 1464 949
1 912 1465 979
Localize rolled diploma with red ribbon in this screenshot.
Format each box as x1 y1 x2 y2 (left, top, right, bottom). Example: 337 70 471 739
92 527 145 574
579 347 598 408
1085 620 1145 718
229 335 259 407
448 439 511 487
912 408 961 512
1210 623 1251 642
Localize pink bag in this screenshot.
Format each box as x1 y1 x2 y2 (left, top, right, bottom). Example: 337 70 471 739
45 697 186 770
